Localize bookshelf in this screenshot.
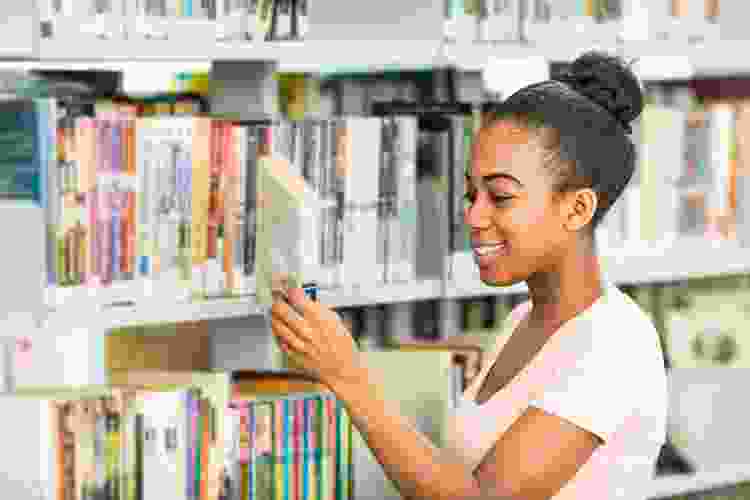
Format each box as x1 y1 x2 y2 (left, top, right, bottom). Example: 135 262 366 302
38 237 750 333
19 39 750 80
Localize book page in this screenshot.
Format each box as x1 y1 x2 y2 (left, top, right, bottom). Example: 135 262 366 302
254 155 318 308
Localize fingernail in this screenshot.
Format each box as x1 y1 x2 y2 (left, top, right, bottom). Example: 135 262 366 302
287 288 305 303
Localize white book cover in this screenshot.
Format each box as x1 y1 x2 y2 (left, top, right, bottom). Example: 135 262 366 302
341 117 382 289
316 120 338 290
388 116 418 284
706 107 735 221
254 155 320 307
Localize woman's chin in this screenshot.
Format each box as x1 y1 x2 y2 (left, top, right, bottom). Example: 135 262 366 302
478 267 520 287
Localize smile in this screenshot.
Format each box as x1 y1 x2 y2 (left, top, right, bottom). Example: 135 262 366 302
472 242 508 258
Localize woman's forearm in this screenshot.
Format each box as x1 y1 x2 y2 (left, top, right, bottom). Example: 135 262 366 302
329 361 486 500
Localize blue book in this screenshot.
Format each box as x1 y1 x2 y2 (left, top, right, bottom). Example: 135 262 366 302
249 403 256 500
302 397 309 500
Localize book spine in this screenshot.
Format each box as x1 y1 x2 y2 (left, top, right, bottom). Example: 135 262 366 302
111 119 122 284
223 121 236 295
295 398 304 500
193 118 212 298
124 117 136 281
273 399 284 500
202 397 211 500
326 396 336 500
302 397 310 500
247 403 255 500
96 119 110 287
284 399 292 500
235 125 248 295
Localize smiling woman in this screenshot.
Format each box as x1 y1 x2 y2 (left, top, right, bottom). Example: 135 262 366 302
270 50 667 500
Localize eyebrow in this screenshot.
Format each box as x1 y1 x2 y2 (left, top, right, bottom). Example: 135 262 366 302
464 171 524 188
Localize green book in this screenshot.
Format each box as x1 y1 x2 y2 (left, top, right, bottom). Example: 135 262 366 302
254 402 275 500
351 350 454 499
319 395 332 500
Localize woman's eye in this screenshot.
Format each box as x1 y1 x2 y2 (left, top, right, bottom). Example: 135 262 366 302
463 192 512 208
492 195 513 204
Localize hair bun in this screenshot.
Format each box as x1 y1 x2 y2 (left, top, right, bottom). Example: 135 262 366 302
555 51 643 133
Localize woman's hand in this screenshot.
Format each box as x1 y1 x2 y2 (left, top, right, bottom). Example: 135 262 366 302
270 288 363 389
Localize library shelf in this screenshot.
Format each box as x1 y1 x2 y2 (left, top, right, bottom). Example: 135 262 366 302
600 237 750 286
40 238 750 330
647 464 750 499
320 279 444 308
34 38 445 73
25 37 750 82
446 236 750 300
41 279 445 330
42 294 265 330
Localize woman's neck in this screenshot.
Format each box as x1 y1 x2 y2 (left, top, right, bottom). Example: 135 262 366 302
526 242 604 324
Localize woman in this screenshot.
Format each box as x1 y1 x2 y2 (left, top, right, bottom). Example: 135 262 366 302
271 51 668 500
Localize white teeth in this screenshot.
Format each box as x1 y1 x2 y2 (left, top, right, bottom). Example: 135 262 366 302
474 244 505 256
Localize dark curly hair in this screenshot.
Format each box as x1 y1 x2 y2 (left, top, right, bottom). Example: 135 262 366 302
485 51 644 230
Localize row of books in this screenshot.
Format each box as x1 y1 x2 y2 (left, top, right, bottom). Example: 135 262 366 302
224 393 351 500
15 91 749 310
49 371 354 500
598 98 750 251
41 0 309 43
37 0 750 47
30 93 474 308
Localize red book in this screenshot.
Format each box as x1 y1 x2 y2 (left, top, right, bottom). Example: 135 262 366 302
327 397 336 500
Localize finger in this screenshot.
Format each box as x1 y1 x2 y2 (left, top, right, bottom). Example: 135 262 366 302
286 287 319 318
271 318 310 353
270 300 312 342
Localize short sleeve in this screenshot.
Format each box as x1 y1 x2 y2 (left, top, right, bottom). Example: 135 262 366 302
527 321 635 444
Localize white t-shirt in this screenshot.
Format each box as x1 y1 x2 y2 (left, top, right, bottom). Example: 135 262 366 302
444 282 668 500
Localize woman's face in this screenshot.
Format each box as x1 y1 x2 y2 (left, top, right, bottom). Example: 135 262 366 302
464 120 570 286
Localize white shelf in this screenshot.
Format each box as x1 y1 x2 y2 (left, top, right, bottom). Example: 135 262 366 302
601 237 750 285
41 280 444 330
34 38 444 72
648 465 750 499
320 279 444 308
446 237 750 300
38 238 750 330
24 38 750 81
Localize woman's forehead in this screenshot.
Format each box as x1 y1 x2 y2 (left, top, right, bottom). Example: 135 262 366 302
472 123 538 169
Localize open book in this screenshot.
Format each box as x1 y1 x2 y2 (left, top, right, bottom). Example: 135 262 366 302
254 155 319 308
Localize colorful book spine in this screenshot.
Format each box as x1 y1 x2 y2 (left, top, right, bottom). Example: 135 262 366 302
273 399 284 500
294 399 303 500
284 399 292 500
223 121 237 295
186 390 194 500
254 402 274 500
302 398 310 500
248 403 256 500
111 119 122 283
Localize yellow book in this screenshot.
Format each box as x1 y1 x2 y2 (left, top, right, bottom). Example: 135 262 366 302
192 117 213 295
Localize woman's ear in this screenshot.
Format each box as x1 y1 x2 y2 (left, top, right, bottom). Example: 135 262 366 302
563 188 597 232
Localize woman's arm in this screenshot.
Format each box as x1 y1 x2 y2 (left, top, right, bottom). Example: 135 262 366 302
270 290 601 500
329 360 488 500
